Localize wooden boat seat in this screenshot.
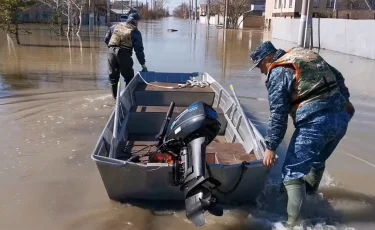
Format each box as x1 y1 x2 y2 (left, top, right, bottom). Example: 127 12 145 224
208 136 257 164
119 135 257 165
130 105 195 113
134 82 215 107
135 82 213 92
128 105 228 135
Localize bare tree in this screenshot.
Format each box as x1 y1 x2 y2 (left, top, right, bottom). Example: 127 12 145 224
71 0 86 35
139 1 170 19
0 0 36 44
39 0 64 35
173 2 189 18
211 0 251 29
63 0 72 36
39 0 87 36
157 0 169 10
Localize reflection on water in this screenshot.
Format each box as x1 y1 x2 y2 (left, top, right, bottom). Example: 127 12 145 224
1 17 375 230
0 18 272 98
0 26 105 93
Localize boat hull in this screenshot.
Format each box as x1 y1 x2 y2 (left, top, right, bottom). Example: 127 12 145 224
91 72 269 204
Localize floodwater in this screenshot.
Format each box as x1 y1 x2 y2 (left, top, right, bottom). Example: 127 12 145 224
0 17 375 230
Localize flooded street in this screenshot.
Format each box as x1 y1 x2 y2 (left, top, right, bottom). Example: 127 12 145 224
0 17 375 230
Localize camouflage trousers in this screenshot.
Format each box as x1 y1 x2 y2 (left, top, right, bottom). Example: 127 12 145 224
282 110 351 182
108 47 134 86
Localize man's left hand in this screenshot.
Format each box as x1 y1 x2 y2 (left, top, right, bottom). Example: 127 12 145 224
263 149 276 168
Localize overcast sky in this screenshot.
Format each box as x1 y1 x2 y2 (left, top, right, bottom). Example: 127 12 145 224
168 0 184 10
170 0 206 9
143 0 204 11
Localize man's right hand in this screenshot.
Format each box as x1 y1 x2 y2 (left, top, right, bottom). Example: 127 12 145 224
345 101 355 118
141 64 148 72
263 149 277 168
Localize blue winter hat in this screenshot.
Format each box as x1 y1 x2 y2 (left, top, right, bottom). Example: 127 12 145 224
249 41 277 72
127 13 141 22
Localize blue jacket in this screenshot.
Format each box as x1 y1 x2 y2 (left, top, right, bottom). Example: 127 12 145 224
264 49 351 151
104 23 146 66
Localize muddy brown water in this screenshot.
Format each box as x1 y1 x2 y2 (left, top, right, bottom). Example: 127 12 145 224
1 17 375 230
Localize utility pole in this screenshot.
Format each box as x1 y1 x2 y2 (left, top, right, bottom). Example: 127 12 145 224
191 0 194 20
195 0 198 22
89 0 94 31
191 0 193 20
107 0 110 27
207 0 210 25
184 3 186 19
224 0 228 29
192 0 195 20
297 0 308 47
188 0 191 19
304 0 313 48
333 0 338 18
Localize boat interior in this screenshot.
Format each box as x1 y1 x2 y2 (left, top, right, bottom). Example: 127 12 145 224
118 82 258 165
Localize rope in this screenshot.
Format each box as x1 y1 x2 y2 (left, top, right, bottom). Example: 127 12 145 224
137 71 210 89
177 79 210 88
138 72 175 89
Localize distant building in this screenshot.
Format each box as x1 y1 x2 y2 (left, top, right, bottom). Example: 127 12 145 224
199 0 266 28
265 0 375 28
112 0 140 9
17 2 54 23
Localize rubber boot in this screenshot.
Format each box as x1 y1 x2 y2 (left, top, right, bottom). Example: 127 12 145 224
111 84 117 99
284 178 306 228
304 168 324 194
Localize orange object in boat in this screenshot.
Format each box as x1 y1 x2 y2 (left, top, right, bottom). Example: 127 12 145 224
151 153 174 164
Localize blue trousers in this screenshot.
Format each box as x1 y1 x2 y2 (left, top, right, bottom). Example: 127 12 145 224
282 111 350 182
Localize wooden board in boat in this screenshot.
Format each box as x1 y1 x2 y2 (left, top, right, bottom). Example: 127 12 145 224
121 135 257 165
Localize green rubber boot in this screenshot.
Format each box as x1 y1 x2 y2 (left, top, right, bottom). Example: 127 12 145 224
304 168 324 194
284 178 306 227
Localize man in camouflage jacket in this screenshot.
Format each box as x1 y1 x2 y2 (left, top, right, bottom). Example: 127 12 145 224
249 41 355 227
104 13 148 99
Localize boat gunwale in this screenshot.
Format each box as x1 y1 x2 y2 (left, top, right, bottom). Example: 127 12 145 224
205 73 266 159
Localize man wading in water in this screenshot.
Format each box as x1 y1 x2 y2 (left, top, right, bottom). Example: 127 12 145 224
104 13 148 99
249 41 355 228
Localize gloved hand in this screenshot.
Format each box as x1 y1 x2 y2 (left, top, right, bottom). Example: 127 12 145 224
141 64 148 72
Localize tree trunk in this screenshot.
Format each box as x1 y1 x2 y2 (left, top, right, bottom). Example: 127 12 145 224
76 6 82 35
237 17 244 29
11 10 21 45
67 2 71 36
15 23 20 45
233 16 238 29
59 12 64 35
56 0 64 35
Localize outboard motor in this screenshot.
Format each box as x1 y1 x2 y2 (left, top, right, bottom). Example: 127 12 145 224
156 101 223 227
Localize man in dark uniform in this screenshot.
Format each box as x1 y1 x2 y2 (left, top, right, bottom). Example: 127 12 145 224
249 41 355 227
104 13 148 99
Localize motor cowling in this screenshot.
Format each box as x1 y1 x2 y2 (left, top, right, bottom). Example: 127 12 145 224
165 101 221 146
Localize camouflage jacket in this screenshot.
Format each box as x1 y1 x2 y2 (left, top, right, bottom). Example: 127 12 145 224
104 22 146 65
264 49 351 151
